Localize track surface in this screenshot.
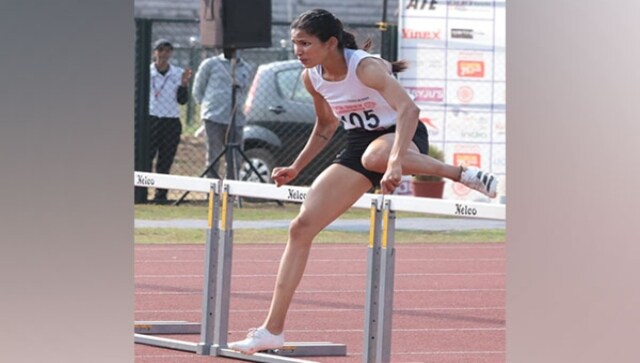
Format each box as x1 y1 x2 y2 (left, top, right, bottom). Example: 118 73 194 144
135 243 505 363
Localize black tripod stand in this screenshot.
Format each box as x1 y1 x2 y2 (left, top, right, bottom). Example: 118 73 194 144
175 50 272 206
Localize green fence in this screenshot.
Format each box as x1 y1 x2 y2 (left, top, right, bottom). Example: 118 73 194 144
134 17 395 203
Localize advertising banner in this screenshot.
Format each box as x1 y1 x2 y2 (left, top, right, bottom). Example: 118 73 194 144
398 0 506 201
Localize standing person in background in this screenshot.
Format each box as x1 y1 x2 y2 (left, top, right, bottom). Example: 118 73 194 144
192 48 253 179
149 39 192 203
227 9 498 355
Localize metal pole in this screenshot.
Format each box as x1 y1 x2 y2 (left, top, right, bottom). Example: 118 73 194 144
363 199 383 363
186 39 197 126
225 54 239 182
376 200 396 362
197 181 223 355
214 184 234 349
381 0 388 26
134 18 153 203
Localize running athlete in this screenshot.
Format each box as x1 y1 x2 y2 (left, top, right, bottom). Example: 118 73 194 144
228 8 498 354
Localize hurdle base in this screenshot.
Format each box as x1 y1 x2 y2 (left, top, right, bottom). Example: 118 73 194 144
134 322 346 361
265 342 347 357
134 333 199 352
217 344 346 363
134 321 200 334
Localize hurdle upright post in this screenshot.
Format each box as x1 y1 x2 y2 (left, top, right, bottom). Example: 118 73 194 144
363 198 383 363
214 184 234 350
376 199 396 363
197 180 223 355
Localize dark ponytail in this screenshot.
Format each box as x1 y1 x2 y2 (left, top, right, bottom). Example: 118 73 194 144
340 30 358 50
391 60 408 73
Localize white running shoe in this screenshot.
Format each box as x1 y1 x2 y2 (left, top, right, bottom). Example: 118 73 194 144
459 167 498 198
227 327 285 355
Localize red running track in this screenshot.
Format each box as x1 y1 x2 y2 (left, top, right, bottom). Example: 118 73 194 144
135 243 505 363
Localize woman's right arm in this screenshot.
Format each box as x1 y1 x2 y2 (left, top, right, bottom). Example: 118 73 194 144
272 69 340 187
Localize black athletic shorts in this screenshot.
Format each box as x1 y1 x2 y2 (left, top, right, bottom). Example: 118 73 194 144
333 121 429 187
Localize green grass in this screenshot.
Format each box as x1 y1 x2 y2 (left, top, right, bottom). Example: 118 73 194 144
134 202 505 245
135 202 297 220
134 227 505 244
134 202 448 221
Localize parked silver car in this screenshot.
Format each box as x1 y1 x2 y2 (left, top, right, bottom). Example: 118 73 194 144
240 60 347 185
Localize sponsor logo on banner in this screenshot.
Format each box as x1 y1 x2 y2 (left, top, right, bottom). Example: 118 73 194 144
457 86 474 103
454 153 481 168
288 188 307 201
406 0 438 10
451 28 474 39
460 129 488 139
402 28 442 40
415 57 446 72
448 1 493 16
494 118 506 138
452 113 490 140
136 174 155 186
457 60 485 78
450 0 475 7
449 0 483 11
458 50 485 60
406 87 444 102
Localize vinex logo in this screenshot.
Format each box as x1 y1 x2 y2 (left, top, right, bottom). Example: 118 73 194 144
402 29 442 40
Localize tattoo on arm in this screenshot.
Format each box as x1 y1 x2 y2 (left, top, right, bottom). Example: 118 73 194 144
315 132 329 141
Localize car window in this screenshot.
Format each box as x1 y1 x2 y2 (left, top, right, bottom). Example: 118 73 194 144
291 74 312 103
276 68 311 103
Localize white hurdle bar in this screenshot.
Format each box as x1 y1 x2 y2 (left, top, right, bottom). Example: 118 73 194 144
133 171 504 220
133 172 506 363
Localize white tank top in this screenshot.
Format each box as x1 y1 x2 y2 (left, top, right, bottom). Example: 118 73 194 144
308 49 397 131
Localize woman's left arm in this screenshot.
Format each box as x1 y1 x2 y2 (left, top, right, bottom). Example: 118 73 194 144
357 58 420 193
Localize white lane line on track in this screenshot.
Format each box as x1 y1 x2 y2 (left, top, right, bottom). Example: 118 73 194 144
394 350 504 355
134 272 505 278
135 245 505 251
223 328 505 334
135 288 505 295
395 350 505 355
134 258 505 263
135 352 504 360
135 306 505 313
135 351 504 359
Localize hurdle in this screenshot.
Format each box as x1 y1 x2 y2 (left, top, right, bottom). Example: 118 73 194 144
362 193 504 362
134 172 353 362
362 197 396 363
134 173 223 354
133 172 506 363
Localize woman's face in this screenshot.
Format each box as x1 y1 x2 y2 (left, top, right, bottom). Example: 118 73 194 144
290 28 333 68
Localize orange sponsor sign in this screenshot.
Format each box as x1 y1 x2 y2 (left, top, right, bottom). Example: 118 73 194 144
457 60 485 78
453 153 481 168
